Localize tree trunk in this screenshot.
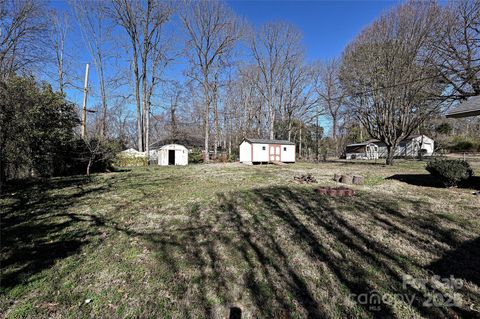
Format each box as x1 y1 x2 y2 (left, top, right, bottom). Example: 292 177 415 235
269 103 275 140
171 105 177 140
228 135 232 158
386 145 395 165
203 81 210 163
0 144 4 193
287 120 292 141
299 128 302 159
87 157 92 176
133 45 143 152
213 80 219 159
145 102 149 163
142 37 149 156
99 62 107 137
332 114 338 156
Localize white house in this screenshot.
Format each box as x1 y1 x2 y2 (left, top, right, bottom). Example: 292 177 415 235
376 135 435 158
154 144 188 166
345 134 435 159
239 138 295 164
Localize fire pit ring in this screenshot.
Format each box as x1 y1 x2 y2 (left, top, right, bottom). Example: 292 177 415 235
315 186 355 197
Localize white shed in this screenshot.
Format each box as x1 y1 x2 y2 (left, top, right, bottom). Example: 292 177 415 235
156 144 188 166
239 138 296 164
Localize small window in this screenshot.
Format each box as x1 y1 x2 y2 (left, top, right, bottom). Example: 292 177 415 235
262 146 266 150
283 147 287 151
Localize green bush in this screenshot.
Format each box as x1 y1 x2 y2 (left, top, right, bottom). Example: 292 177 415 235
426 159 474 187
447 137 479 152
188 149 203 164
113 154 148 167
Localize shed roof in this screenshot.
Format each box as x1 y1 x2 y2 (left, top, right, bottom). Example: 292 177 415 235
159 143 188 150
446 96 480 118
243 138 295 145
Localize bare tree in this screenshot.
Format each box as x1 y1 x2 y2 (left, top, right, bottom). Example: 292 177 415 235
340 1 445 165
429 0 480 99
251 22 303 139
73 0 115 137
181 0 242 162
314 58 345 156
49 10 69 95
280 56 316 142
0 0 48 79
162 80 185 141
111 0 173 153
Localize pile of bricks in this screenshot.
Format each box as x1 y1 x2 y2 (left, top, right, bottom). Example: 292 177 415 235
315 186 355 197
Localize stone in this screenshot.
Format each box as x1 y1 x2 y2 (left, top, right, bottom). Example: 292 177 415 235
352 175 365 185
340 174 353 184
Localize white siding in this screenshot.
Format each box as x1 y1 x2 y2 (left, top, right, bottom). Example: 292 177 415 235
252 144 269 162
239 140 296 163
157 144 188 166
412 135 434 156
281 145 296 162
239 141 252 162
374 135 434 158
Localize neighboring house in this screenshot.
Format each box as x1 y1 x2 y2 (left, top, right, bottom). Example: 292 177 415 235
239 138 296 164
346 135 435 159
345 141 379 160
153 144 188 166
446 95 480 118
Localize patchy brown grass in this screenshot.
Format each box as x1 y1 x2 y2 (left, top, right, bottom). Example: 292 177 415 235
1 161 479 318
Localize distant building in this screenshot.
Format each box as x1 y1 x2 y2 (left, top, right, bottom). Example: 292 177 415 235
345 135 434 159
152 144 188 166
239 138 296 164
345 141 379 160
446 96 480 118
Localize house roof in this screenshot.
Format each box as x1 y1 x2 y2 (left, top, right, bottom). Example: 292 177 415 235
446 96 480 118
346 139 378 147
346 135 433 147
150 136 204 150
243 138 296 145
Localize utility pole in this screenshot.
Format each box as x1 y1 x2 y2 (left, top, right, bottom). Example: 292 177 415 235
81 63 90 139
299 127 302 159
316 104 320 162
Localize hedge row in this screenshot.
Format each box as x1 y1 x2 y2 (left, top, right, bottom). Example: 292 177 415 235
113 155 148 167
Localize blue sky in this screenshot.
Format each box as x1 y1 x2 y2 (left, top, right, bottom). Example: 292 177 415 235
229 0 401 61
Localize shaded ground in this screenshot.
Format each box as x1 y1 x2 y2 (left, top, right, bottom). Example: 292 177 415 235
388 174 480 190
1 162 479 318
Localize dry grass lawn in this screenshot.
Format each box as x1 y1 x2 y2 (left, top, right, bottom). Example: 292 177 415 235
1 160 479 318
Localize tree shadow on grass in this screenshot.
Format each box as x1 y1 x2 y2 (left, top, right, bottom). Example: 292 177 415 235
121 185 479 318
429 237 480 287
0 175 111 291
387 174 480 190
4 175 479 318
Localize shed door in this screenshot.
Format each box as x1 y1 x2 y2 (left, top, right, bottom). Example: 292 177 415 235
269 144 281 162
168 150 175 165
